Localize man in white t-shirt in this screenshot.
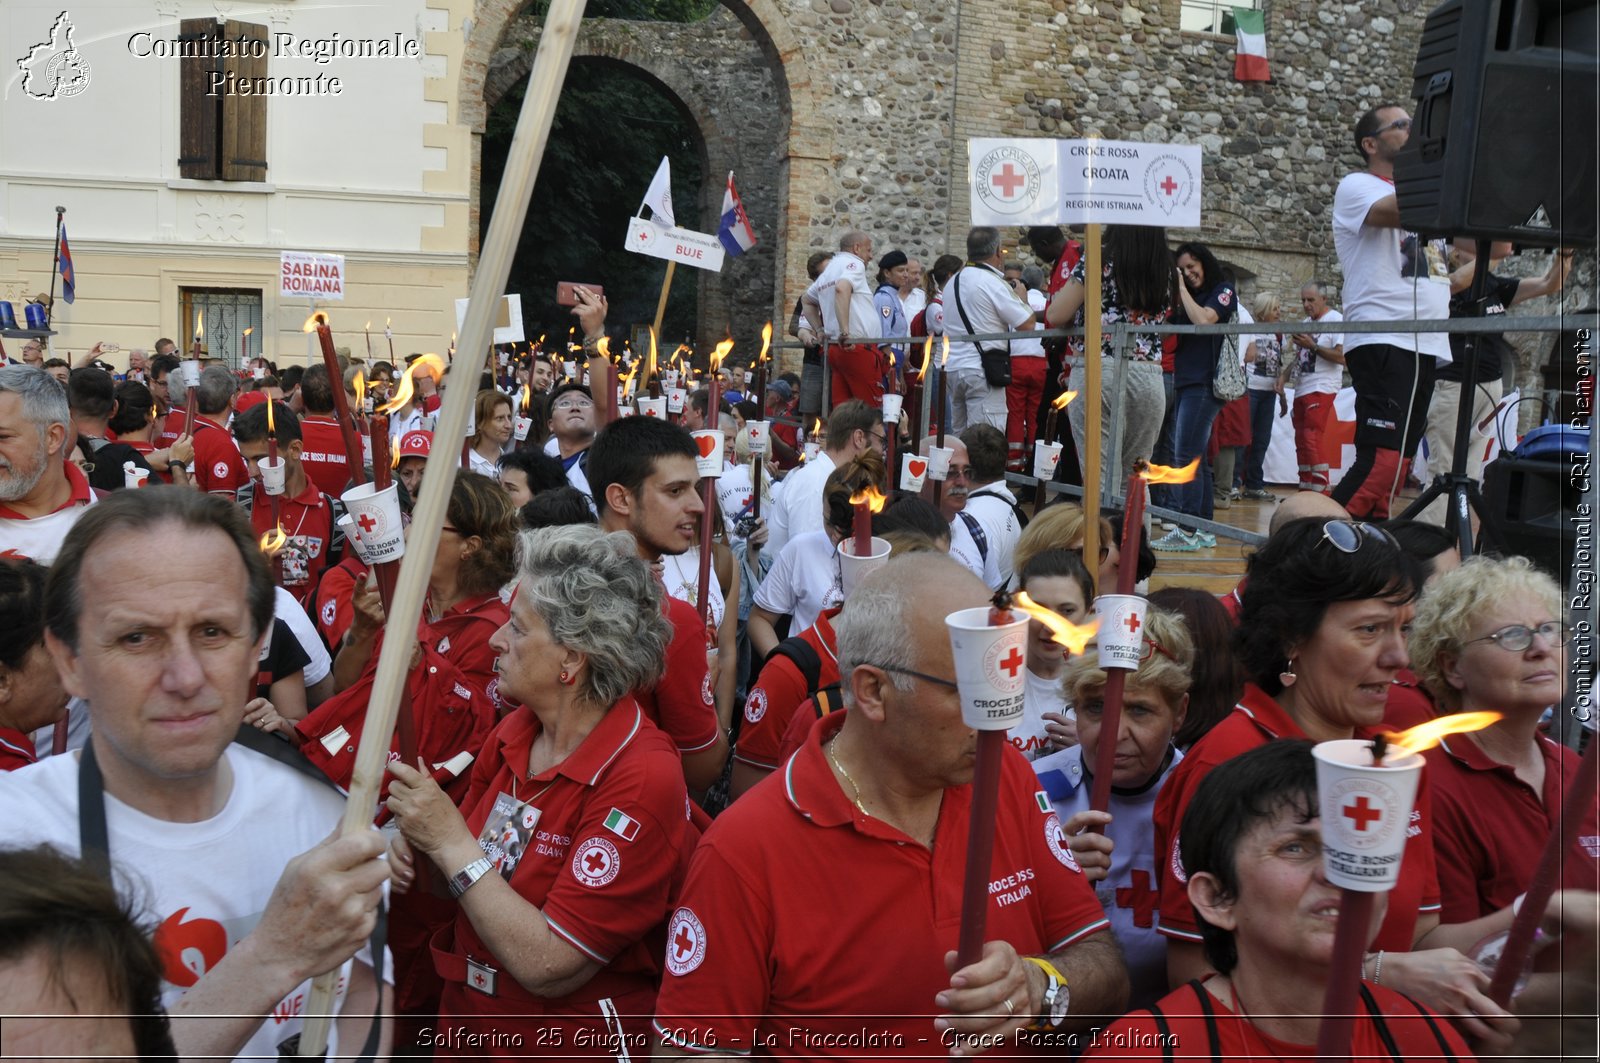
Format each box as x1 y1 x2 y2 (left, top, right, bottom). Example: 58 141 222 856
943 227 1037 435
957 423 1024 589
0 488 389 1060
1288 282 1347 494
765 399 883 556
1330 103 1453 518
802 230 887 407
920 434 1002 589
0 365 96 564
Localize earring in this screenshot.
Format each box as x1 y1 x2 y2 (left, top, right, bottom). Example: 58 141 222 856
558 670 571 685
1279 657 1298 688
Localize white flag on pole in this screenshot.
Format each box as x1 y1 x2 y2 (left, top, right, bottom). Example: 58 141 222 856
640 156 676 229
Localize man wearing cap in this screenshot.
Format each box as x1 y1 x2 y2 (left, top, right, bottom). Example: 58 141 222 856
233 401 334 608
653 555 1127 1056
0 366 98 564
803 230 887 407
764 379 801 470
396 429 431 498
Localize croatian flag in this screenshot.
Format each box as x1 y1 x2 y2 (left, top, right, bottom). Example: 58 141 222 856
1233 8 1270 82
718 172 758 257
58 225 76 304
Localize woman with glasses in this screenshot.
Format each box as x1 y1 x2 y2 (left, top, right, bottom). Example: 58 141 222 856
1034 605 1194 1008
1408 555 1597 922
1152 517 1518 1045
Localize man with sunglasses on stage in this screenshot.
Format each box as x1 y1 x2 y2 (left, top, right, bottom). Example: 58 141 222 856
1330 104 1454 519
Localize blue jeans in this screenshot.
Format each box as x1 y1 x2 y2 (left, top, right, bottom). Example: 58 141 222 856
1170 384 1223 524
1152 371 1177 509
1245 389 1278 490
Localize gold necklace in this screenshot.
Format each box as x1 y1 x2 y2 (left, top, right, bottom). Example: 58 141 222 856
828 736 867 815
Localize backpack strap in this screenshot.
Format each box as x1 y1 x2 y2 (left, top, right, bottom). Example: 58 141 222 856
966 488 1030 529
1359 983 1405 1062
771 635 823 695
1187 979 1223 1063
812 685 844 719
956 510 989 561
1146 1002 1176 1063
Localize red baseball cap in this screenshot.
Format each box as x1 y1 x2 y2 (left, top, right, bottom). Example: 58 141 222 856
234 391 268 414
397 430 432 459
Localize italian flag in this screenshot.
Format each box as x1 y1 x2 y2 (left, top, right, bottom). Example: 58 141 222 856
604 807 640 841
1234 8 1270 82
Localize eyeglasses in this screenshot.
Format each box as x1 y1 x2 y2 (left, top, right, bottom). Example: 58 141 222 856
1372 117 1412 135
1317 520 1397 554
946 464 974 482
1465 621 1567 653
867 429 888 449
867 664 959 690
553 398 594 410
1140 637 1178 663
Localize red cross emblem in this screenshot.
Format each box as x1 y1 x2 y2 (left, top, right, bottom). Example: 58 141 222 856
991 163 1027 198
585 850 609 874
1160 175 1179 196
999 646 1025 678
1343 796 1382 832
471 971 486 987
673 925 696 959
1124 613 1141 634
1115 869 1161 928
357 513 378 534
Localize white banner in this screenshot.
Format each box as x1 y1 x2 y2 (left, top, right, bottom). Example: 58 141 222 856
625 216 726 272
969 138 1202 227
453 293 524 345
279 251 346 300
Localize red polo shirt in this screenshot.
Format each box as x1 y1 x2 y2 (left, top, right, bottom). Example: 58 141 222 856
1427 732 1600 923
191 415 248 496
652 710 1110 1056
250 478 333 608
637 596 719 755
1381 669 1437 731
298 415 353 497
1154 685 1440 953
733 608 840 772
434 700 692 1049
314 556 369 649
429 592 512 716
0 727 36 772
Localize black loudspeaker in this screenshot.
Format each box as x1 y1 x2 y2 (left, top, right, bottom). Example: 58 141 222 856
1395 0 1599 247
1481 453 1583 581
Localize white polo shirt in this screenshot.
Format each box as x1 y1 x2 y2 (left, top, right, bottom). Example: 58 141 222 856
806 252 880 342
942 264 1034 372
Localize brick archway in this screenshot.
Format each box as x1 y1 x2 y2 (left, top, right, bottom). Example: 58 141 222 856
460 1 831 330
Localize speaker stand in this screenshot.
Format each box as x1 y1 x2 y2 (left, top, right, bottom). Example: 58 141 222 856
1400 240 1502 559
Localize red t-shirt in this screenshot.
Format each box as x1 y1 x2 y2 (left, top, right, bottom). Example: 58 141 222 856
155 409 183 450
733 608 840 772
636 596 719 754
249 478 333 609
1426 732 1600 923
0 727 36 771
192 416 249 496
314 556 369 649
435 700 693 1044
1085 977 1472 1060
652 710 1111 1056
298 416 354 498
1154 685 1440 953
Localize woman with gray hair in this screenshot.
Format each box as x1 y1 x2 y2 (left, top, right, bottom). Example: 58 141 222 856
385 524 693 1053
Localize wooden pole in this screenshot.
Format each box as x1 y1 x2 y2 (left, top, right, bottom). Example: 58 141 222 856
1081 224 1103 595
652 262 676 344
295 0 590 1053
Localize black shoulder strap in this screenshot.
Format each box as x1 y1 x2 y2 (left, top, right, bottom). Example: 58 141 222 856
812 685 843 719
1359 983 1405 1062
1187 979 1223 1063
772 635 823 695
950 270 978 335
957 510 989 561
1147 1003 1176 1063
232 725 338 790
967 488 1030 529
1404 992 1460 1061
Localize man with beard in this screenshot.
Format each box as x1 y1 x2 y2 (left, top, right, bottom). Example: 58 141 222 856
588 415 726 791
0 366 96 564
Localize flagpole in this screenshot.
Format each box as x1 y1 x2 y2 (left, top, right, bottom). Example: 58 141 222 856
46 206 65 327
652 263 676 348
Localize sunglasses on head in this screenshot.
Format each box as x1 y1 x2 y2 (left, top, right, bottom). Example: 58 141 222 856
1317 520 1397 554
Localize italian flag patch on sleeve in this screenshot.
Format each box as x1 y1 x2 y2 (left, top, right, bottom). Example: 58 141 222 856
1034 791 1052 814
604 807 641 841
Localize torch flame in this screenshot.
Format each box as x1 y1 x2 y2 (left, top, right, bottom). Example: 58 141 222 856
385 317 393 337
243 326 254 339
1138 457 1201 485
520 381 532 413
301 311 329 333
1012 591 1101 655
390 434 401 468
848 485 889 513
919 335 934 377
265 395 276 434
352 371 366 409
365 320 371 331
1051 389 1077 411
259 525 288 557
710 337 734 374
940 334 950 368
758 322 773 365
377 353 446 414
194 311 204 340
649 327 658 371
1386 711 1503 755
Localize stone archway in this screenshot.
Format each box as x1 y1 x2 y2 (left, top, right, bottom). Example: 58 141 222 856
461 1 834 340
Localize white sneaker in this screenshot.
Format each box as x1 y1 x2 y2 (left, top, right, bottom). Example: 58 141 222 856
1152 528 1201 552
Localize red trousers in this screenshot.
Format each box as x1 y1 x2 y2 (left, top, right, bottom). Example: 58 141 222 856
1293 391 1334 491
828 344 887 409
1005 357 1049 465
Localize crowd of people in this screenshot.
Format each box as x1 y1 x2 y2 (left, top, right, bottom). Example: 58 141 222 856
0 101 1591 1061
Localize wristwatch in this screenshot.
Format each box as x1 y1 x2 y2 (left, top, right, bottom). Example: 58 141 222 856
447 856 494 899
1024 956 1071 1029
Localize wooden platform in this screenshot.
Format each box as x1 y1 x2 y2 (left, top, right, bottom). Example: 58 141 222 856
1146 491 1277 595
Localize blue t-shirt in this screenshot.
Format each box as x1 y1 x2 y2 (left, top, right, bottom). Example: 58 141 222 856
1172 279 1236 389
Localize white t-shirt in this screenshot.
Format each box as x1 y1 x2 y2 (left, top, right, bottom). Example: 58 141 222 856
1032 743 1185 1010
766 450 835 556
942 265 1034 372
806 253 879 341
468 449 498 478
0 746 376 1060
962 480 1024 589
661 548 727 635
1296 308 1346 395
752 530 842 634
1014 668 1069 760
901 286 928 324
1011 289 1049 358
274 586 331 687
1332 172 1452 360
949 510 1003 590
0 494 96 565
